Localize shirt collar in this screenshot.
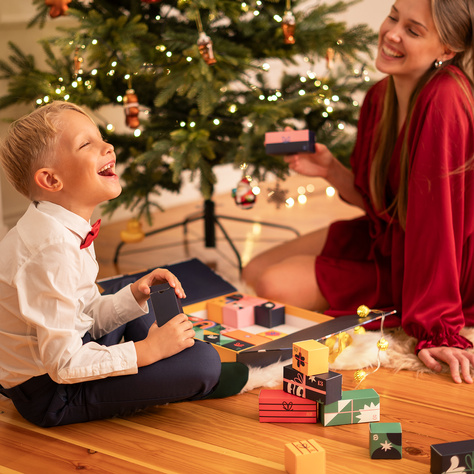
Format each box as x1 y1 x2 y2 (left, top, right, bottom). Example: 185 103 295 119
35 201 93 242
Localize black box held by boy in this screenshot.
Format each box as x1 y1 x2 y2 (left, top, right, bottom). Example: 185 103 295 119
149 283 183 326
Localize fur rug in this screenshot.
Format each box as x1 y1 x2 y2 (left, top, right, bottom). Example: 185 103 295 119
241 327 474 392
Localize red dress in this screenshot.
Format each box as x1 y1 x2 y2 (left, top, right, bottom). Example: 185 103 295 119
316 65 474 352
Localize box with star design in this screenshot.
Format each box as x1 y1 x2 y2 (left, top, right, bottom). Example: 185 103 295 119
258 389 318 423
430 439 474 474
292 340 329 376
283 365 342 405
370 422 402 459
285 438 326 474
320 388 380 427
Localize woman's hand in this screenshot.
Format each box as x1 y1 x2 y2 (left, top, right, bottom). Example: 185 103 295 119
131 268 186 308
284 143 335 179
134 314 195 367
418 346 474 383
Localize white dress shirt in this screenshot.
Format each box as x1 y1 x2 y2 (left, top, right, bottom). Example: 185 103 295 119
0 201 148 388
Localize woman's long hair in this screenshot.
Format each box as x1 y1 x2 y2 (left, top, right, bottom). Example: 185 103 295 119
369 0 474 229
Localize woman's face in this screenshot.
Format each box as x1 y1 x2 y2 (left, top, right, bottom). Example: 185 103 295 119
376 0 449 87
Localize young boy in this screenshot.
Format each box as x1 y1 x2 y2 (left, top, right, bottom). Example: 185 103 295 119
0 102 227 427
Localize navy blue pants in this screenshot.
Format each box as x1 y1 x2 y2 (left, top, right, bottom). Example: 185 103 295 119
0 313 221 427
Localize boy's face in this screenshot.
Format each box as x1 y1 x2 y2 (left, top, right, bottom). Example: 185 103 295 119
52 110 122 218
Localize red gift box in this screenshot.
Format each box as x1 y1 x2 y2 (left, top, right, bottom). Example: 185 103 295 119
259 389 318 423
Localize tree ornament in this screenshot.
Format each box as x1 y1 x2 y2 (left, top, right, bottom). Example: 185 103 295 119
267 180 289 209
282 10 296 44
120 219 145 243
353 325 366 335
197 31 217 65
123 89 140 129
326 47 335 69
232 177 257 209
73 46 84 79
45 0 71 18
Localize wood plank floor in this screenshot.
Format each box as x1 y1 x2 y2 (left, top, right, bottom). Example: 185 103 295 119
1 174 473 473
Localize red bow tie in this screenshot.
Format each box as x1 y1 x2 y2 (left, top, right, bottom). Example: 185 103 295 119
80 219 101 249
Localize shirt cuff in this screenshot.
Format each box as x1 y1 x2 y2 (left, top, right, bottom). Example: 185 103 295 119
113 285 149 324
415 334 473 354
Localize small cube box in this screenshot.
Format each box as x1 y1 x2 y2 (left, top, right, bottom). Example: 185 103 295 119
283 365 342 405
265 129 315 155
254 301 285 327
258 389 318 423
206 296 228 324
370 423 402 459
292 340 329 376
320 388 380 427
430 439 474 474
222 296 265 328
285 439 326 474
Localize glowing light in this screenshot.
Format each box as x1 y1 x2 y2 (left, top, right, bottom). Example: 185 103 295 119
213 119 220 125
111 61 118 67
298 90 306 96
306 184 315 193
259 95 265 100
58 77 64 82
253 10 260 16
156 45 166 52
300 76 307 83
322 111 328 118
166 51 172 57
186 56 192 62
124 74 130 80
338 123 345 130
252 186 261 195
297 186 306 194
180 121 186 127
117 95 123 102
133 129 141 137
43 96 49 102
190 122 196 128
91 69 98 76
55 88 61 94
92 39 98 45
155 15 161 20
353 100 359 107
326 186 336 197
315 80 321 87
285 197 295 208
274 14 282 22
106 123 114 131
298 194 307 204
64 94 70 100
262 63 270 71
72 81 78 88
36 98 42 105
332 95 340 102
326 106 333 113
229 104 237 113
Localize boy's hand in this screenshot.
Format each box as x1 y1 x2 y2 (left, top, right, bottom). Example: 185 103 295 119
131 268 186 307
134 315 195 366
418 346 474 384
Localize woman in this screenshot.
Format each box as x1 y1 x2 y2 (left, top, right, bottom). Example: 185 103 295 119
242 0 474 383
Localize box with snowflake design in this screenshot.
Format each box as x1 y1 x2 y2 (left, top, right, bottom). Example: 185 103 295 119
370 422 402 459
320 388 380 427
430 439 474 474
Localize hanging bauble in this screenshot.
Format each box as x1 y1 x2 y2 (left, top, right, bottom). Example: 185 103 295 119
267 180 289 209
282 11 296 44
326 47 335 69
197 31 217 65
45 0 71 18
73 47 84 78
232 177 257 209
123 89 140 129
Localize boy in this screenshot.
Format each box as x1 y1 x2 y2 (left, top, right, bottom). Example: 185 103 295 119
0 102 226 427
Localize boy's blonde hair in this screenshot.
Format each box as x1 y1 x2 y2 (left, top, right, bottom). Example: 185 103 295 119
0 101 90 199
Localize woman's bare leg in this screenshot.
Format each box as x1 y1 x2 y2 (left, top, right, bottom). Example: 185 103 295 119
241 227 329 311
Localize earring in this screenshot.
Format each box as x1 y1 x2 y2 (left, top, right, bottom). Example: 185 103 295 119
434 59 443 68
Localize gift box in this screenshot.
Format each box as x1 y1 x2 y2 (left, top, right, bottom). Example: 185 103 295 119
370 422 402 459
285 439 326 474
254 301 285 327
222 295 266 328
283 365 342 405
430 439 474 474
149 283 183 326
320 388 380 427
259 389 318 423
264 129 315 155
222 329 272 346
292 340 329 376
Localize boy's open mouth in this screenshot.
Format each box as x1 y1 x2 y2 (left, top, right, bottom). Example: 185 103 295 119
98 163 116 177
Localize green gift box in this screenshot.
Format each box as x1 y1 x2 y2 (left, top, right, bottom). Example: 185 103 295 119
320 388 380 427
370 422 402 459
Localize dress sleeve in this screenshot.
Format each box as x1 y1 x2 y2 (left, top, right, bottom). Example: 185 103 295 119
401 70 474 352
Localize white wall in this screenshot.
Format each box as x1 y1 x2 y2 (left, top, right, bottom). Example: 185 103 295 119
0 0 389 233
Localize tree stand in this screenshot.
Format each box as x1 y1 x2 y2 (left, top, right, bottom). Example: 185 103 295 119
113 199 300 271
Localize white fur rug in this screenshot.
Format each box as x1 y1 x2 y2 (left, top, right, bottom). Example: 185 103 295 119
241 327 474 392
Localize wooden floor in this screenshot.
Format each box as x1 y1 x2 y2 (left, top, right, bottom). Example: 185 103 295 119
1 175 473 473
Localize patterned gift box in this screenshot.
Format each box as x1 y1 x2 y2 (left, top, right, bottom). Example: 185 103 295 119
320 388 380 427
222 295 266 328
283 365 342 405
259 389 318 423
430 439 474 474
285 438 326 474
370 422 402 459
292 340 329 376
206 293 245 324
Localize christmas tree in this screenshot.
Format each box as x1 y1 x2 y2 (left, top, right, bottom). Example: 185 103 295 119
0 0 376 223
